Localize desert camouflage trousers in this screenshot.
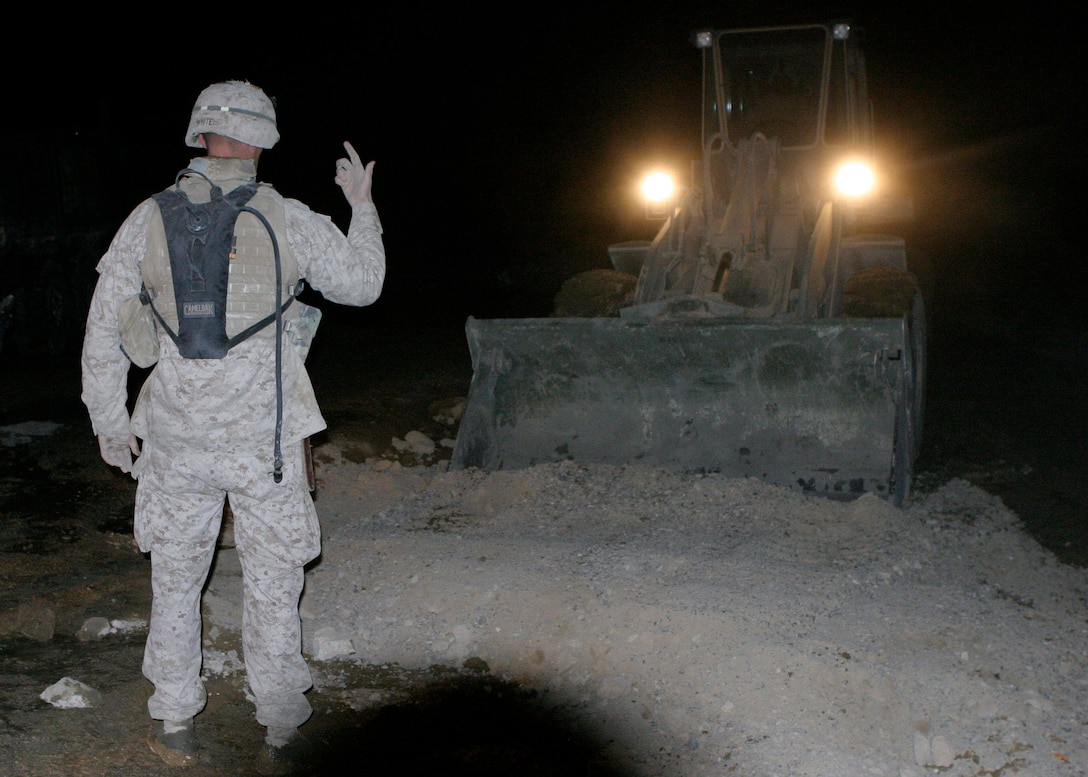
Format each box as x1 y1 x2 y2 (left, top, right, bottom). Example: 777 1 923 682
132 440 320 729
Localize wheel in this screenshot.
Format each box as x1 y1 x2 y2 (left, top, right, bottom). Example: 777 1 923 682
551 269 638 318
840 265 919 318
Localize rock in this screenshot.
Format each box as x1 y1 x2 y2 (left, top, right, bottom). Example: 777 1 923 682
462 656 490 673
311 627 355 661
930 735 954 768
40 677 103 709
913 732 954 769
109 618 147 634
912 732 930 766
17 603 55 642
77 617 112 641
392 431 435 456
202 647 244 677
430 397 466 426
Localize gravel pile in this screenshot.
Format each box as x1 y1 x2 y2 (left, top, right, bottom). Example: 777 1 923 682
211 451 1088 776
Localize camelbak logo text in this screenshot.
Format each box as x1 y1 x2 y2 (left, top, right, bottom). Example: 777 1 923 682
183 301 216 318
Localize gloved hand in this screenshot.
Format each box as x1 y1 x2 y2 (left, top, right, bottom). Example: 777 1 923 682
334 141 375 207
98 434 141 475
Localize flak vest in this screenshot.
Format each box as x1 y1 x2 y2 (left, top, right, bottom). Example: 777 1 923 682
141 172 300 359
136 169 305 482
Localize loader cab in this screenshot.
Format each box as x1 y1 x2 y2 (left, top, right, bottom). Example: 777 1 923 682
695 22 873 230
702 22 870 153
630 21 901 315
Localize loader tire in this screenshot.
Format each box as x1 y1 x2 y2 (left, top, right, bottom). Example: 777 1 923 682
551 269 638 318
840 265 920 318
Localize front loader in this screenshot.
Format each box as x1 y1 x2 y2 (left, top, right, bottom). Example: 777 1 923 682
451 22 925 506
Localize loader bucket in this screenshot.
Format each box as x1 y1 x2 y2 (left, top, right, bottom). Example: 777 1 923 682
450 315 918 505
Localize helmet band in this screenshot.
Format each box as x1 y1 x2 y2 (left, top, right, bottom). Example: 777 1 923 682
192 104 276 125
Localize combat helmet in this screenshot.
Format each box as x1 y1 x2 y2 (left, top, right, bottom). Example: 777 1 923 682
185 80 279 149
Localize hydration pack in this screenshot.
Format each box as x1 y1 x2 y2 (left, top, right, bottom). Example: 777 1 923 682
124 167 311 483
146 172 296 359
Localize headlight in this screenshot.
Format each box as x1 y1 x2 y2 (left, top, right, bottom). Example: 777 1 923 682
833 161 876 198
642 171 676 219
642 172 676 203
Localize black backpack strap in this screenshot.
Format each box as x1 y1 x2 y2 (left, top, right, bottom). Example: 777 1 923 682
225 291 297 349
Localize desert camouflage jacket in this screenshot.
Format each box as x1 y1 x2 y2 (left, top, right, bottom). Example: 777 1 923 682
81 156 385 455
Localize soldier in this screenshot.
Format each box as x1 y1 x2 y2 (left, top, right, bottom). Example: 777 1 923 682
80 80 386 767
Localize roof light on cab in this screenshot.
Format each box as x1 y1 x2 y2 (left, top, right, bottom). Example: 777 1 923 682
692 29 714 49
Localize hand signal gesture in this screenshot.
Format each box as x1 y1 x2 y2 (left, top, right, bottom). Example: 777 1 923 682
335 141 375 207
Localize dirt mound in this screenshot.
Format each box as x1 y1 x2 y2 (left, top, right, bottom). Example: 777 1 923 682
287 454 1088 776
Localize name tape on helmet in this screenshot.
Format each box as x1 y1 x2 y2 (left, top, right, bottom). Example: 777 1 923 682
193 104 276 123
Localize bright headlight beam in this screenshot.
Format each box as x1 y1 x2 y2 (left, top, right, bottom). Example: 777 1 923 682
642 172 675 203
834 161 876 198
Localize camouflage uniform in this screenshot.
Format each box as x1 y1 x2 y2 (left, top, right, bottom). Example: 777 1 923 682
81 156 385 729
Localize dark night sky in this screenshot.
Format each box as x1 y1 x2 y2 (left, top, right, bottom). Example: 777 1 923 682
3 4 1081 324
